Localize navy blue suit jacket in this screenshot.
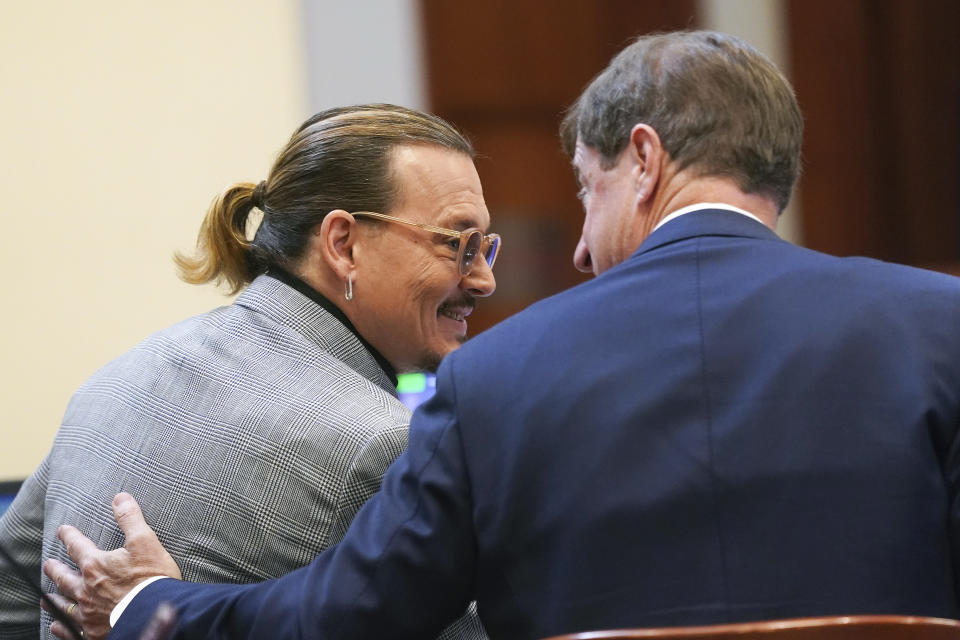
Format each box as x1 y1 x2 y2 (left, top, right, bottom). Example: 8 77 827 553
112 210 960 640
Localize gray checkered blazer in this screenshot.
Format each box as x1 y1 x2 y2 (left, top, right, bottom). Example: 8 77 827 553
0 275 485 639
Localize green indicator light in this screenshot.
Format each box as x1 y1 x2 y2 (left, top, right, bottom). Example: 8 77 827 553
396 372 427 393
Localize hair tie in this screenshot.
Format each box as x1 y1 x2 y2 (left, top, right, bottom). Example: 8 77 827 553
251 180 267 210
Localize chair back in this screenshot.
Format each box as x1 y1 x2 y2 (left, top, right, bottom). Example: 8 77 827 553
541 615 960 640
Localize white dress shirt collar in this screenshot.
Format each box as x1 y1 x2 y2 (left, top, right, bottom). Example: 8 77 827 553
653 202 765 232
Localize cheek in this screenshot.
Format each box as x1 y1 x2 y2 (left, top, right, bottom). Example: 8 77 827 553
405 262 443 316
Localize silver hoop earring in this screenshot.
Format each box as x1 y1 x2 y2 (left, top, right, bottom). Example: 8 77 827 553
344 274 354 301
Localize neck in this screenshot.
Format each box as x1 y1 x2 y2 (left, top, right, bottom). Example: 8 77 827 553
640 171 779 239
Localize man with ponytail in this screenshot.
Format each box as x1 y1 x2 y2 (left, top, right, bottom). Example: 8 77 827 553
0 104 497 640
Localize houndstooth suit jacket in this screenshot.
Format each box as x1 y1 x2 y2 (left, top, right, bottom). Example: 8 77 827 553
0 274 485 640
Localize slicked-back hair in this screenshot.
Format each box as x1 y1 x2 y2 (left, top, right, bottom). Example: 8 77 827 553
560 31 803 212
176 104 474 294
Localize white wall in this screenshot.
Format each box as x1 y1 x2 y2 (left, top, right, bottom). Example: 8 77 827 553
300 0 426 111
0 2 308 479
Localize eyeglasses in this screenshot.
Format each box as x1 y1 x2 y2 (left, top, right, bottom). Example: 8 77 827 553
351 211 501 276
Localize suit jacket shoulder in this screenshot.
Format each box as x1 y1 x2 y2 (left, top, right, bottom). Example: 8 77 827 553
1 275 413 639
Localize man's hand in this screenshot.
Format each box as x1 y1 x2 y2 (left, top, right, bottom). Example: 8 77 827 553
42 492 182 640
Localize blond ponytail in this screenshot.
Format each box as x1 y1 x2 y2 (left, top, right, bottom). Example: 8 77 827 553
174 182 261 295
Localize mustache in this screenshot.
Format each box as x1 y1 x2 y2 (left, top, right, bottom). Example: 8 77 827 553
438 294 477 315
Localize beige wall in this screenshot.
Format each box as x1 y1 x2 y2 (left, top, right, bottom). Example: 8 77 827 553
0 2 307 479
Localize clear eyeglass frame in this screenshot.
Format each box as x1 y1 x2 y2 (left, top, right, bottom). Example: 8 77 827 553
351 211 501 276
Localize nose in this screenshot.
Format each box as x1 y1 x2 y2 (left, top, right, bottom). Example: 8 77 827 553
573 236 593 273
462 259 496 297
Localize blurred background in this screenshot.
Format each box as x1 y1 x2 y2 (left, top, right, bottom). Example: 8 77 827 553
1 0 957 482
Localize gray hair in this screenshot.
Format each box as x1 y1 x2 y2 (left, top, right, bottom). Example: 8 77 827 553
560 31 803 212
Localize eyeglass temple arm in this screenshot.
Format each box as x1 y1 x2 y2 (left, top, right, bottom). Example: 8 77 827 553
351 211 500 245
350 211 460 238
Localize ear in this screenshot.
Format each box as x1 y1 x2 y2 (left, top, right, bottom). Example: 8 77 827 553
628 123 664 204
312 209 357 280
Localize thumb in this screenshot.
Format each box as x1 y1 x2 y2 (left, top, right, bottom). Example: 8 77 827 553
112 492 156 546
111 493 182 580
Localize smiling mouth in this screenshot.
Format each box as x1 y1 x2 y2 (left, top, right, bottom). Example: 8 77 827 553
437 297 476 324
438 306 472 322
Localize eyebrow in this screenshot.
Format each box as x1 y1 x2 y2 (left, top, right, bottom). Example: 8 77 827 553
440 212 487 232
